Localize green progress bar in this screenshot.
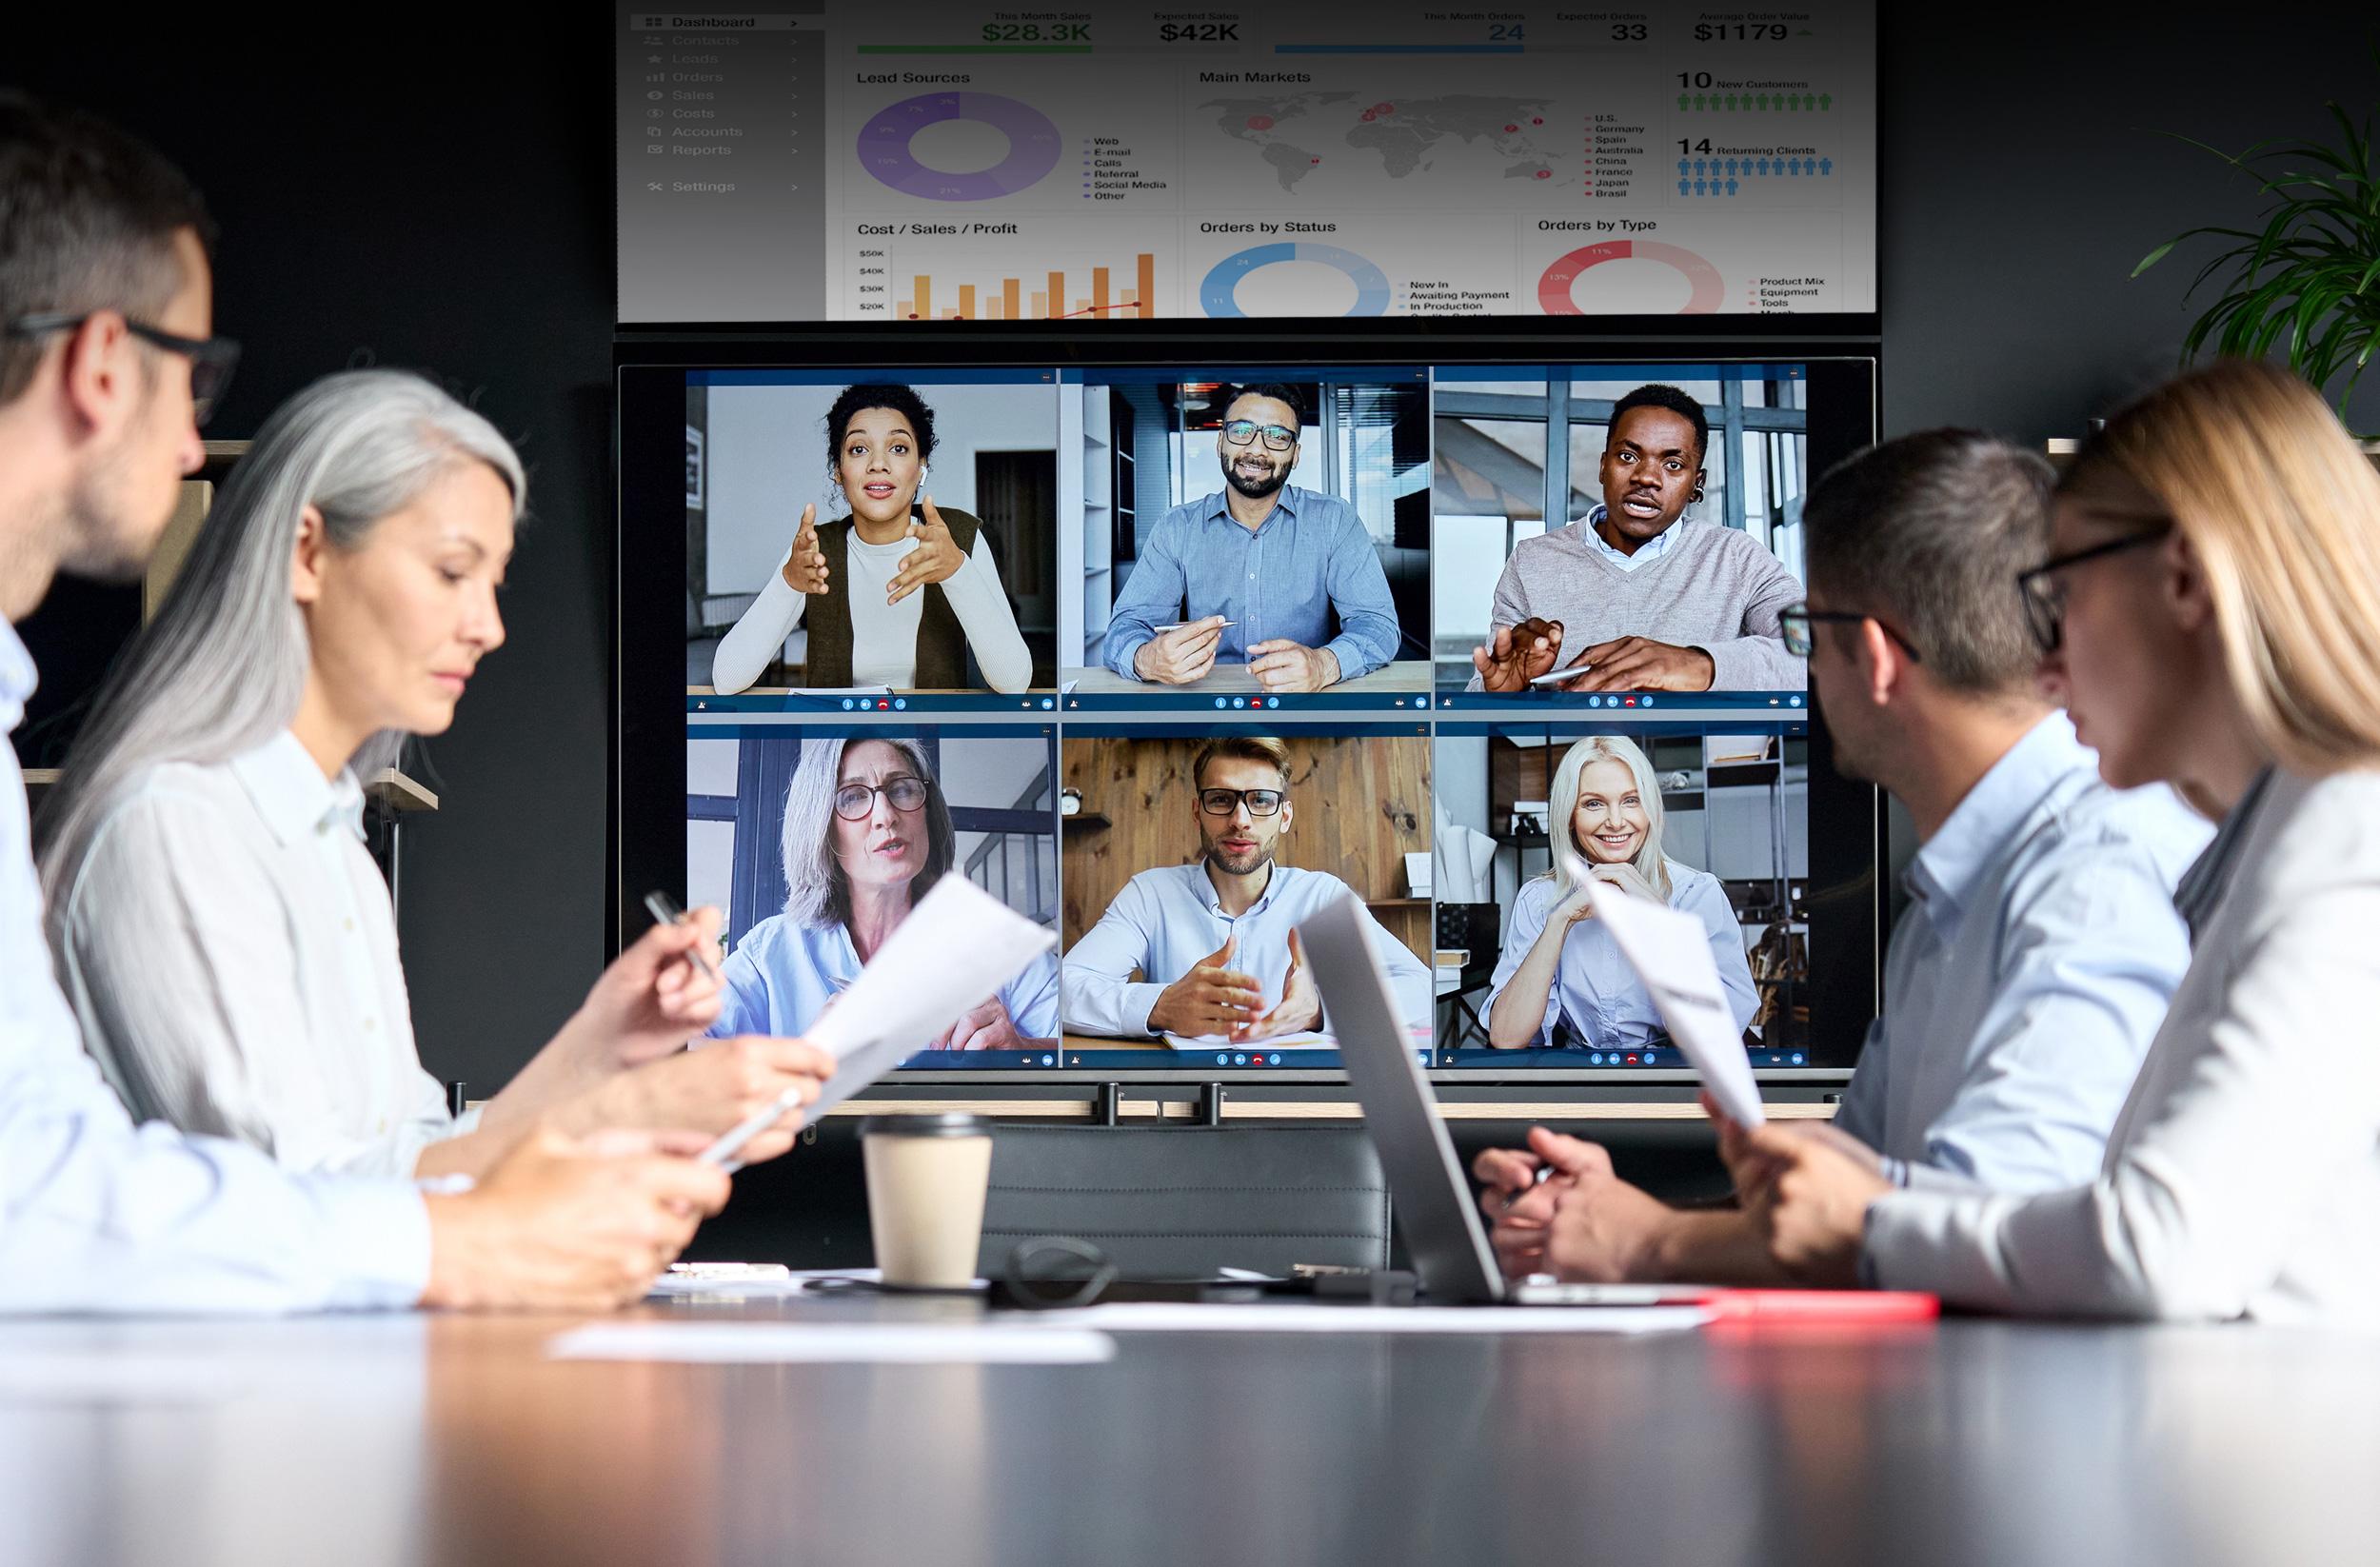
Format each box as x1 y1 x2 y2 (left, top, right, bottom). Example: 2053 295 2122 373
857 43 1094 53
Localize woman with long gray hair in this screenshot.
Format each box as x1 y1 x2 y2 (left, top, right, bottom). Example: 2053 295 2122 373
40 369 830 1180
1483 733 1756 1052
707 735 1060 1049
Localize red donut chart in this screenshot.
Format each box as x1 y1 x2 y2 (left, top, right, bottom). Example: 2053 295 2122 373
1537 240 1724 314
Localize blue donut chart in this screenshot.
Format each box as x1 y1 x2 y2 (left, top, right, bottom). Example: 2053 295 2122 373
1200 243 1392 317
855 92 1061 202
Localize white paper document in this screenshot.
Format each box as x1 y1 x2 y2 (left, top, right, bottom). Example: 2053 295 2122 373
547 1322 1115 1365
701 876 1058 1166
1582 880 1766 1127
1034 1302 1710 1336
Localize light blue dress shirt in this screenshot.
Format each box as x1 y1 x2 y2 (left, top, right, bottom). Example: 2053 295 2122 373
0 624 428 1314
1062 863 1432 1037
710 909 1061 1046
1833 713 2211 1193
1102 486 1402 681
1484 865 1758 1050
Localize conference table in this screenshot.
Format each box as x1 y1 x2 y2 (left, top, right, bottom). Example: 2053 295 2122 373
10 1286 2374 1566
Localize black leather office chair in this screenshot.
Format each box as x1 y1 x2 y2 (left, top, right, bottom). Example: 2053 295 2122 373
1435 902 1500 1049
977 1125 1392 1280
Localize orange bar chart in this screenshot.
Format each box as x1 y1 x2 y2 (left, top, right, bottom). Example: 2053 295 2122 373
894 254 1158 320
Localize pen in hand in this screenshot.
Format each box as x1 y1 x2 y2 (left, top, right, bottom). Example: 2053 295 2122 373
643 890 724 987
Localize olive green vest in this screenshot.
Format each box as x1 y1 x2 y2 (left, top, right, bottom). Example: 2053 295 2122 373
803 508 984 689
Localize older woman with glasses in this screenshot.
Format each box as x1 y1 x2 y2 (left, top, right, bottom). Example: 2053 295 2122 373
709 736 1060 1052
1730 360 2380 1325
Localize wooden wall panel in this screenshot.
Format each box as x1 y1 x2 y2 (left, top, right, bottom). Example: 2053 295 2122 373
1062 735 1432 961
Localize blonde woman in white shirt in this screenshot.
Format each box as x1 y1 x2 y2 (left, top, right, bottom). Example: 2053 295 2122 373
39 369 832 1180
1729 360 2380 1325
711 383 1034 694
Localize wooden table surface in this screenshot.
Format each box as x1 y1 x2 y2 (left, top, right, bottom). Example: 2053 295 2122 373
8 1292 2375 1567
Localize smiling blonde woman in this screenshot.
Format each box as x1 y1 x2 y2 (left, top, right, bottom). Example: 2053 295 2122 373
1483 734 1757 1051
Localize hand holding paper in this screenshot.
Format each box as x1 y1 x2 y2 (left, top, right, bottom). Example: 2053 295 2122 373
1580 879 1765 1127
700 876 1056 1168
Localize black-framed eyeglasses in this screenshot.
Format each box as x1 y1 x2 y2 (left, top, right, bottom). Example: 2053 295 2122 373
833 776 929 820
1220 419 1298 451
1198 787 1284 817
1779 604 1923 662
2014 526 2173 653
6 312 242 427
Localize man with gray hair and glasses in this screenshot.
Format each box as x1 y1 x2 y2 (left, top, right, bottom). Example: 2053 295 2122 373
0 94 735 1312
1476 429 2213 1284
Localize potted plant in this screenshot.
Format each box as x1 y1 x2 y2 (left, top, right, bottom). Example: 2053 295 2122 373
2135 89 2380 428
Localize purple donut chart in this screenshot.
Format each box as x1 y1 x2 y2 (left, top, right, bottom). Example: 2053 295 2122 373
855 93 1062 202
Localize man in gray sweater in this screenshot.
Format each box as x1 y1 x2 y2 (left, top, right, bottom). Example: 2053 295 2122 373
1466 384 1805 692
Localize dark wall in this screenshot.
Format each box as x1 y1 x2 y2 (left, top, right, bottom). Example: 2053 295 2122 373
15 4 2376 1091
12 19 619 1092
1881 2 2380 441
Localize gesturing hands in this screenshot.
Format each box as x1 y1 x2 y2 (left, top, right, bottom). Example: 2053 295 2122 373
1473 617 1569 691
886 496 967 605
1247 640 1341 693
1145 933 1264 1038
1135 615 1226 684
783 504 829 594
1237 927 1321 1041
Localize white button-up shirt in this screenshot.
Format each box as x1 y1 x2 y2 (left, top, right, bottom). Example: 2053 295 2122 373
0 626 426 1312
1834 713 2211 1192
54 731 466 1179
1061 863 1433 1037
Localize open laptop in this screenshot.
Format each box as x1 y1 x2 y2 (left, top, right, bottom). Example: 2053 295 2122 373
1299 894 1690 1307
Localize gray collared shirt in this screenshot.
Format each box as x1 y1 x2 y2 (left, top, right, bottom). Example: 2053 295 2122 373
1101 485 1402 680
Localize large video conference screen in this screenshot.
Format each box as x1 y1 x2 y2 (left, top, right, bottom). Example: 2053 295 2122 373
615 1 1878 323
633 356 1879 1076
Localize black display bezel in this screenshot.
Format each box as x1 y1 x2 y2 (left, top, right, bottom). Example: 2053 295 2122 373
616 333 1882 1079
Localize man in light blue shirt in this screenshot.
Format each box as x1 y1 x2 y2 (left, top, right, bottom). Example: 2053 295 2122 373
1476 429 2210 1283
1103 385 1401 692
1064 735 1431 1039
0 94 730 1312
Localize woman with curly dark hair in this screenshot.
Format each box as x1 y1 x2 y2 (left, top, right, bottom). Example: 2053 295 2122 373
713 384 1032 692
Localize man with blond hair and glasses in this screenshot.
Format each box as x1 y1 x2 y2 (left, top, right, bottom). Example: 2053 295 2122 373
1063 734 1430 1041
1102 384 1402 692
1477 428 2211 1286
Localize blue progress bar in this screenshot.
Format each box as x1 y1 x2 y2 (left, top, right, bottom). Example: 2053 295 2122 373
1274 43 1528 52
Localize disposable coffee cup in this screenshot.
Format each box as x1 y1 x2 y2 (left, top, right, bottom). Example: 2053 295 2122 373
858 1114 994 1291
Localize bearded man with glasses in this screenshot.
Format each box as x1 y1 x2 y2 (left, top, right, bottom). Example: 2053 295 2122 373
1062 735 1430 1041
1101 384 1402 692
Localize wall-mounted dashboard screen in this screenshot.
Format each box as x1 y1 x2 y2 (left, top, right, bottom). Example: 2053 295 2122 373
617 1 1877 325
623 349 1879 1083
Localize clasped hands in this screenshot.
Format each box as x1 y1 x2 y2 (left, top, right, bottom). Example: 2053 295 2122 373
1472 617 1716 693
1473 1096 1894 1287
1145 929 1320 1042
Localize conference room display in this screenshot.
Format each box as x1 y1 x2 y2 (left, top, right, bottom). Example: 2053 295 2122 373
615 1 1877 322
653 353 1864 1078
